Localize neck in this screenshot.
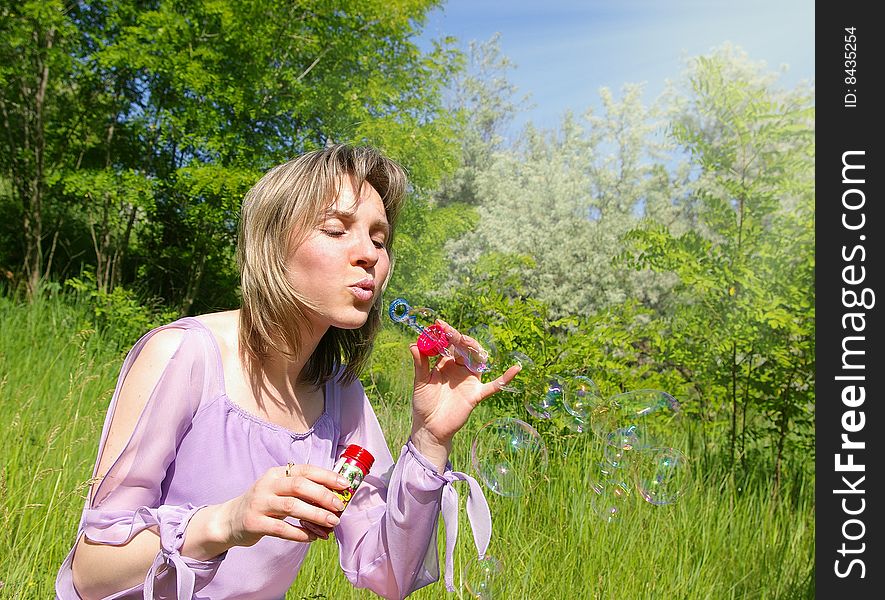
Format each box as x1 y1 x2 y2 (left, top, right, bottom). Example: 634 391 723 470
247 321 329 410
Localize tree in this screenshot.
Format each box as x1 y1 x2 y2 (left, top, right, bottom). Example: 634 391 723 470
433 33 527 207
0 0 79 296
446 84 686 318
624 46 815 490
2 0 463 312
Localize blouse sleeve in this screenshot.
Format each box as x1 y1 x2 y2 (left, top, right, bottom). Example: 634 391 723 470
332 380 492 600
69 323 225 599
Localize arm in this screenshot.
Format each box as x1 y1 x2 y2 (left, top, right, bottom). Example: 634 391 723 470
69 326 348 599
70 327 231 599
333 321 520 600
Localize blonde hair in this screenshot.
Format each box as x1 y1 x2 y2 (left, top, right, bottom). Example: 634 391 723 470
237 144 408 385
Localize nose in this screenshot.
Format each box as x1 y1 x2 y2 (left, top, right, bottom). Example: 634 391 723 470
351 231 380 268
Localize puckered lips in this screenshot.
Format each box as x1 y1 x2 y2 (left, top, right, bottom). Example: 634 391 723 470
348 277 375 302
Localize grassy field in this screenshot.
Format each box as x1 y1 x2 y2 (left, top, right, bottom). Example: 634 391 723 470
0 294 814 599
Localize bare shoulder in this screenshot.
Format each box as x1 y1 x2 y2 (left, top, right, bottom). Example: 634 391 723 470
193 309 240 354
123 327 188 394
138 326 186 358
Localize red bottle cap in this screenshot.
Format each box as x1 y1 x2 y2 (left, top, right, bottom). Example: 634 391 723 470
417 324 450 356
342 444 375 473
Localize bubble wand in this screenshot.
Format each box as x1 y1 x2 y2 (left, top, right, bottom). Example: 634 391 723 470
388 298 491 374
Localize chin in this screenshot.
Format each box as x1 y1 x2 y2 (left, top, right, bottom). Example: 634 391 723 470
331 307 373 330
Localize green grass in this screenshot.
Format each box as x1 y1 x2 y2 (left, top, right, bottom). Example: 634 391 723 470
0 293 814 599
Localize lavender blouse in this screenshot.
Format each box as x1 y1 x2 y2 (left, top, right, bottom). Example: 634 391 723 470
55 318 491 599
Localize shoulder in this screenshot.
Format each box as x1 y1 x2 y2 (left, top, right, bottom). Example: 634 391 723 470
137 327 186 362
193 310 239 356
125 312 231 385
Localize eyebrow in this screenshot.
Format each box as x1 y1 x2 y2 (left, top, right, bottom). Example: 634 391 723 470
323 209 391 238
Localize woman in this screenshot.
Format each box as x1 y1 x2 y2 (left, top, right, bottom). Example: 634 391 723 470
55 144 520 599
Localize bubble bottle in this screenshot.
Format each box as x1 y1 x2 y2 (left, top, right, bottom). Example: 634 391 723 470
332 444 375 510
388 297 491 374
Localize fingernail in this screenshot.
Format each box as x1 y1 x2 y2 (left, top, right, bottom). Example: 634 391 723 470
337 477 349 487
332 497 346 511
327 514 341 526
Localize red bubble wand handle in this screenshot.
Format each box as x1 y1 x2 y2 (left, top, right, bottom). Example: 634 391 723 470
388 298 491 373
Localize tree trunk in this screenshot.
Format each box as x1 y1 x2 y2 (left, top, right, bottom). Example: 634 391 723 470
22 28 56 297
179 251 206 317
772 367 798 502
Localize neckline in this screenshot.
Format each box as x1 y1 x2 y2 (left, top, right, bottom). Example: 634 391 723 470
182 316 331 438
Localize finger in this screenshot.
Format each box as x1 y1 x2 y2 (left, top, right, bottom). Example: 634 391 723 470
479 363 523 400
274 475 347 513
260 515 318 543
277 464 351 491
301 520 333 541
269 495 342 528
436 319 464 345
410 342 431 383
436 322 487 363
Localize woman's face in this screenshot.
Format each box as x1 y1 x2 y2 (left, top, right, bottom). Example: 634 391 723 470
286 178 391 331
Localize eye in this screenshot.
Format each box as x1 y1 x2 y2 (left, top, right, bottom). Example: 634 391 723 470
320 228 345 238
373 239 387 250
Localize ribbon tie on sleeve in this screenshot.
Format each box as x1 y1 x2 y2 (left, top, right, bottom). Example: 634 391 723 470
141 504 203 599
439 469 492 592
81 503 205 599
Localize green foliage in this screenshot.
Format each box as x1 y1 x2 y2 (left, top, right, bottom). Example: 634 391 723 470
65 269 179 350
433 33 528 207
621 47 815 478
1 0 463 309
387 200 480 307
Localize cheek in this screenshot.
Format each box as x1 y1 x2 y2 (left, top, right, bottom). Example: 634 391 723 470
285 252 329 289
288 240 329 270
378 252 392 281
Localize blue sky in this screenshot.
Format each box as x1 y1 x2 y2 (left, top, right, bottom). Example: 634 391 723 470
418 0 814 135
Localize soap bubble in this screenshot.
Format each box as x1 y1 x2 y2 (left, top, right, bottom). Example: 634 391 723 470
471 418 548 497
464 555 504 599
467 324 499 365
439 325 505 375
562 375 604 420
499 351 536 395
460 341 492 374
603 425 645 468
636 447 690 506
560 374 611 434
610 389 680 419
588 478 631 523
559 411 590 433
607 390 682 456
524 377 566 420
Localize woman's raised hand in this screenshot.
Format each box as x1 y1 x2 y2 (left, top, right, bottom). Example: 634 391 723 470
408 320 521 469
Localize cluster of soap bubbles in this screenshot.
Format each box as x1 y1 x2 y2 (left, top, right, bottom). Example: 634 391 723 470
388 301 690 597
584 389 689 522
459 325 690 515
